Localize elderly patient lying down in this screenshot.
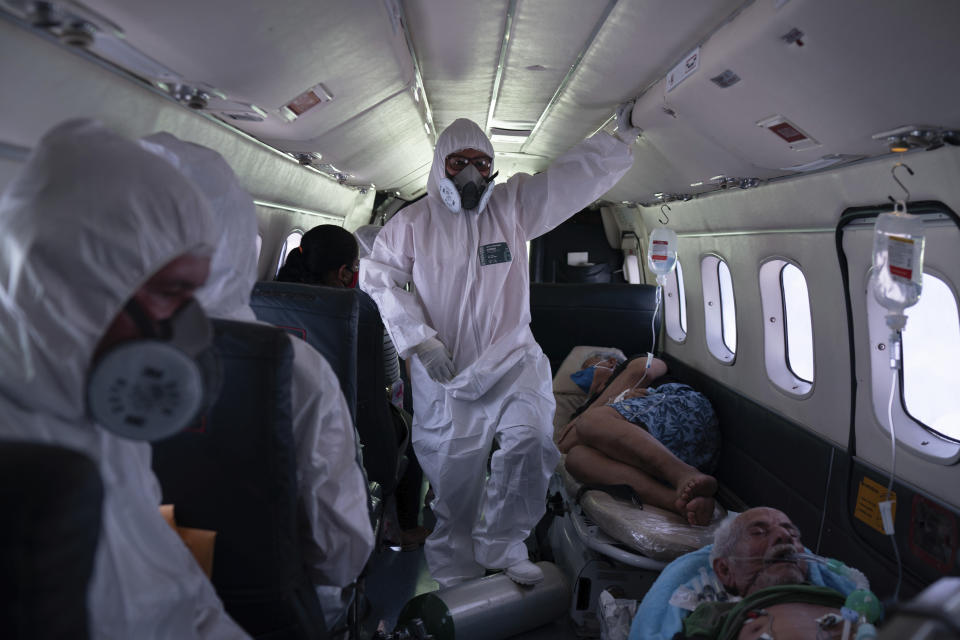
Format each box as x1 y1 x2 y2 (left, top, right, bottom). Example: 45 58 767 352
557 354 720 525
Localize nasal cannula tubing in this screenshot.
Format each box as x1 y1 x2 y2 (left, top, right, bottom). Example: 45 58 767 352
723 551 870 592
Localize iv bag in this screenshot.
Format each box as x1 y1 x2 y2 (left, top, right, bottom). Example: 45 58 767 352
871 201 924 331
648 227 678 283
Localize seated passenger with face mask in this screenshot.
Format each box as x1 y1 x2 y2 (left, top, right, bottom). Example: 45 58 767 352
140 134 375 630
558 354 721 526
0 120 249 638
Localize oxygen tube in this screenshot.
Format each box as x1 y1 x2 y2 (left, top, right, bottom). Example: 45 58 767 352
868 165 924 604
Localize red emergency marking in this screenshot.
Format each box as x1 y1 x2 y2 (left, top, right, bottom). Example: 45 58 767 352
287 91 322 116
890 265 912 279
768 122 807 143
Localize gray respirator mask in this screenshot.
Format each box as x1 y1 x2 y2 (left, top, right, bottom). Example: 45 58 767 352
87 298 222 441
438 163 496 214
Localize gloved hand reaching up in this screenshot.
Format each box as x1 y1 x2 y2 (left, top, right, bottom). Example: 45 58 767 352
415 337 456 383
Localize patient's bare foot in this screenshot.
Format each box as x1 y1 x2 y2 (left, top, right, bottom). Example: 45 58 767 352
675 474 718 526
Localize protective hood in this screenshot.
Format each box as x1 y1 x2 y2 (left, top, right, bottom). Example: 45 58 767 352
0 119 216 420
426 118 495 205
140 133 259 322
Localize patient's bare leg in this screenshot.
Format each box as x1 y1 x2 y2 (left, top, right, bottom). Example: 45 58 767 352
573 406 716 525
565 445 676 512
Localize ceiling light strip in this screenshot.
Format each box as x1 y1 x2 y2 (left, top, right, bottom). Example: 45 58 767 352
675 228 834 238
394 0 437 142
485 0 518 136
521 0 619 153
253 200 345 222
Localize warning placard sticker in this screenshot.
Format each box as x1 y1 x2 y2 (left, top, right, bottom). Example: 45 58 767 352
887 235 916 281
855 476 897 534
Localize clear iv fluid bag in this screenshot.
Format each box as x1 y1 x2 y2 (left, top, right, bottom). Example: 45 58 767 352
648 227 678 281
871 203 924 328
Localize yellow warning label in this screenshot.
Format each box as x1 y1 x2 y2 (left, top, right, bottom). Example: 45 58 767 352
854 476 897 534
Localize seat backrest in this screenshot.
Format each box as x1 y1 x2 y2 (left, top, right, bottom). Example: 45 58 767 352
355 291 404 497
529 282 660 372
251 282 403 499
250 282 359 419
529 208 625 284
0 441 102 640
151 320 326 640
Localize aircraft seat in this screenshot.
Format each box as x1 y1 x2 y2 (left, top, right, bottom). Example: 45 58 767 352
0 441 103 640
250 282 407 511
529 282 660 372
529 208 628 284
151 320 327 640
249 282 359 419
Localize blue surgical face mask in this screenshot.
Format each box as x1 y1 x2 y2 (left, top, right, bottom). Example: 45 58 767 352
570 367 595 393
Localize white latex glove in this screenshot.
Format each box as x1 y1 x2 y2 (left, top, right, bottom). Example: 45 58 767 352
615 100 641 144
415 337 456 383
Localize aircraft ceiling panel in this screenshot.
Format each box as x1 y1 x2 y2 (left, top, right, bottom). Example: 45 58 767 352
81 0 413 140
521 0 746 161
631 0 960 173
259 89 435 196
612 0 960 204
404 0 509 133
491 0 609 128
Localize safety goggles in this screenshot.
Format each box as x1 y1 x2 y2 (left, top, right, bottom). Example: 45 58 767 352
445 154 492 173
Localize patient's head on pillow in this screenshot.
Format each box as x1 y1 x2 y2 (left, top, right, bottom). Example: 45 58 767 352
570 352 625 393
711 507 808 596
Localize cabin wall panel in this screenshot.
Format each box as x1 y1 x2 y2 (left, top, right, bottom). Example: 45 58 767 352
648 146 960 510
0 21 372 221
665 231 851 448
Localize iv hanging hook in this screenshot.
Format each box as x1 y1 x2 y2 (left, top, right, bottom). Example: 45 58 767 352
659 204 671 225
889 162 914 204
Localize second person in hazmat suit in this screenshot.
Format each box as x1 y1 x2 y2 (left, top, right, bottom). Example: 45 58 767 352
139 133 375 629
361 108 637 587
0 119 248 638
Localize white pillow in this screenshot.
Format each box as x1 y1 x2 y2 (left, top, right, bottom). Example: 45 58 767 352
552 345 627 395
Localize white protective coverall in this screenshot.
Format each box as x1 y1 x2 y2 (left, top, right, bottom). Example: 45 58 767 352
139 134 375 608
0 120 248 638
361 118 634 586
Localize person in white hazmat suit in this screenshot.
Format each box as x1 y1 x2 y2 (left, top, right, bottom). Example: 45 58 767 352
0 119 249 638
361 108 638 587
139 133 375 628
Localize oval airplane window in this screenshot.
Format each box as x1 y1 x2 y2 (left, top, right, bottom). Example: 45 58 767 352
663 260 687 343
701 255 736 364
718 260 737 354
902 273 960 440
275 230 304 276
255 233 263 262
867 270 960 463
759 259 814 396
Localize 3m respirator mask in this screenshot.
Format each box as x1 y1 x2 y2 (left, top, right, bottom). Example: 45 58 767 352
438 163 496 214
87 299 222 441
